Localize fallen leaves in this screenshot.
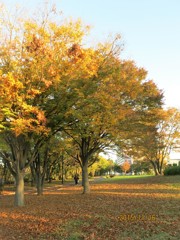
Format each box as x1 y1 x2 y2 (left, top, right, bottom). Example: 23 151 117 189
0 176 180 239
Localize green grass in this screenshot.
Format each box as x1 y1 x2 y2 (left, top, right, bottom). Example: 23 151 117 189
103 174 153 180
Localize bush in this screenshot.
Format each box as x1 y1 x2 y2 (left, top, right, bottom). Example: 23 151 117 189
110 174 115 178
164 166 180 176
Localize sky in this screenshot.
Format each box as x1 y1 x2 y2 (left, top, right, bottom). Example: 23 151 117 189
2 0 180 158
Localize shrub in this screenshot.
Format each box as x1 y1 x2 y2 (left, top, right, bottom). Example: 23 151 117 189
110 174 115 178
164 166 180 176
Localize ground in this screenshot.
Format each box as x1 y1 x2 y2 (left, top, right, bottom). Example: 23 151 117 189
0 175 180 240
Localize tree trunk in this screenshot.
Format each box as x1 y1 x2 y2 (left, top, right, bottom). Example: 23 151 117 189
82 163 90 194
61 156 64 185
46 162 51 183
82 168 84 187
150 160 160 176
3 161 8 184
30 164 36 187
36 175 44 195
34 152 46 195
158 159 164 175
15 172 25 207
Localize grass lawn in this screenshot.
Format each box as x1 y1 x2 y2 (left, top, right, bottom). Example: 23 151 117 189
0 175 180 240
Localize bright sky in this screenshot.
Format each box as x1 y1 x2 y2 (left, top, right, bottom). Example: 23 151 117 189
2 0 180 158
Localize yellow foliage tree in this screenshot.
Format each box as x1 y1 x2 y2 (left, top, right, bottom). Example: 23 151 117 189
0 5 92 206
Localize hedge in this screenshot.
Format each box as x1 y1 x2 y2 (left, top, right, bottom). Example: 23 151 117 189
164 166 180 176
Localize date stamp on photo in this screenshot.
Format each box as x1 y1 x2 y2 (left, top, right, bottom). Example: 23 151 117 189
118 213 158 222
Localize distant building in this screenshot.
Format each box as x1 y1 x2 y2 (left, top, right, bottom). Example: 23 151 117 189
116 154 133 166
167 159 180 166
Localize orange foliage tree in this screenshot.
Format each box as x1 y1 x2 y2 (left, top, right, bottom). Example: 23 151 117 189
121 161 131 174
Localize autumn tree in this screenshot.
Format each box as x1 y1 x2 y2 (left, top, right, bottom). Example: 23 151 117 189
60 45 164 193
0 4 91 205
121 161 131 174
137 108 180 175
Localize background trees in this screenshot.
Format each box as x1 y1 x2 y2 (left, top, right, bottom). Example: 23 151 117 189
128 108 180 175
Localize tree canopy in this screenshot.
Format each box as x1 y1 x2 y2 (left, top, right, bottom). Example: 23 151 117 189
1 4 176 206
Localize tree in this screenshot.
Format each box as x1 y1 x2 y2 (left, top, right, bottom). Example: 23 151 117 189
114 163 123 174
88 156 114 176
121 161 131 174
0 4 90 205
0 133 34 206
128 108 180 175
44 135 71 184
31 144 49 195
61 51 164 193
147 108 180 175
131 160 153 174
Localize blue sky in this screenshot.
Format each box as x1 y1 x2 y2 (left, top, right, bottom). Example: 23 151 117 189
2 0 180 157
